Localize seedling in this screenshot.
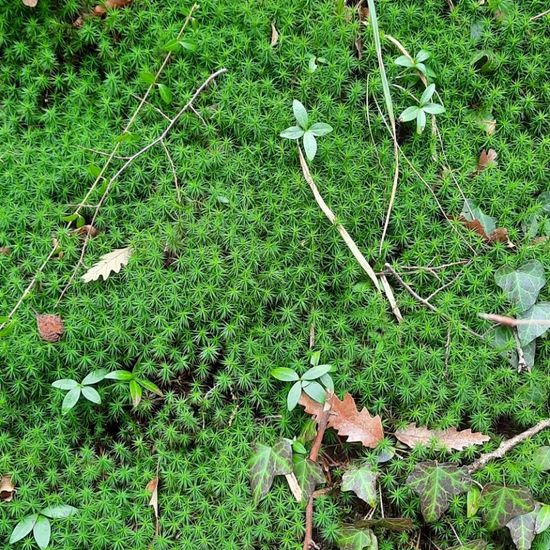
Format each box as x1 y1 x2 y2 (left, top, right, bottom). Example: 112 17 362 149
105 369 163 408
280 100 333 161
398 84 445 134
271 350 335 410
52 369 106 414
9 505 77 549
394 50 436 81
139 70 173 104
306 54 327 73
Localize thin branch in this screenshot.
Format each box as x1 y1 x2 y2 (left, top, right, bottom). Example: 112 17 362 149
467 418 550 474
79 146 132 160
425 269 465 301
530 8 550 21
379 274 403 322
478 313 550 327
513 329 527 373
161 140 180 202
131 93 171 121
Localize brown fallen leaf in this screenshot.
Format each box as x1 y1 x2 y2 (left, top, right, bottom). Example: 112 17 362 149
0 246 11 255
146 476 159 535
476 148 498 172
36 313 64 343
93 0 133 16
74 225 99 239
0 476 15 502
395 423 490 451
270 23 279 47
359 5 370 23
22 0 38 6
300 393 384 449
459 218 512 246
355 37 363 59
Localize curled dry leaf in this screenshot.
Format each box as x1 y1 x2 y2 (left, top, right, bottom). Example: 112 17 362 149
146 476 159 536
81 247 131 283
460 198 513 246
22 0 38 6
74 225 99 239
395 423 490 451
270 23 279 46
0 246 10 255
476 148 498 172
94 0 133 15
300 392 384 448
36 314 64 343
0 476 16 502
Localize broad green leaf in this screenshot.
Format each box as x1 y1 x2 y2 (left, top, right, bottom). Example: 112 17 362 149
462 199 497 235
470 20 485 42
336 526 378 550
341 464 378 507
287 381 302 411
416 50 430 62
302 381 325 403
138 70 156 86
303 131 317 161
157 84 172 104
303 364 333 380
104 370 134 381
467 487 481 518
420 83 436 104
416 62 427 75
506 505 539 550
494 260 545 312
33 516 51 550
41 505 77 519
310 350 321 366
533 447 550 471
292 100 308 128
416 109 426 134
292 440 307 455
271 368 299 381
9 514 38 544
422 103 445 115
292 454 325 500
406 461 471 522
352 517 413 531
137 378 163 396
81 386 101 404
539 191 550 214
82 369 107 385
0 318 15 338
279 126 304 140
87 164 102 178
395 55 414 67
399 106 420 122
62 388 81 414
517 302 550 346
250 439 293 503
308 122 333 137
52 379 78 390
448 541 487 550
163 39 196 52
320 373 334 392
535 504 550 534
129 379 142 407
481 485 535 530
115 132 139 144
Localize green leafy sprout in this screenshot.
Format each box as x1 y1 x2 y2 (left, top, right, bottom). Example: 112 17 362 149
104 369 163 408
398 84 445 134
306 54 328 73
280 100 333 161
52 369 106 414
394 49 436 80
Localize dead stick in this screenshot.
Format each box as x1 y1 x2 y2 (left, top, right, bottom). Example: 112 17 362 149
467 418 550 474
479 313 550 327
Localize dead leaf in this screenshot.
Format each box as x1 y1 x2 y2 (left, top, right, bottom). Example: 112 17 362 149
146 476 159 535
0 247 10 255
285 473 303 502
22 0 38 6
459 217 512 245
476 149 498 172
52 238 63 259
359 6 370 23
300 393 384 448
74 225 99 239
36 313 64 343
81 247 131 282
270 23 279 47
93 0 132 16
355 37 363 59
395 423 490 451
0 476 15 502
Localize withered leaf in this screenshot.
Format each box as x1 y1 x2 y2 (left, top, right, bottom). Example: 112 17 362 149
36 314 64 343
341 464 378 507
352 517 413 532
81 247 131 283
146 477 159 519
0 476 15 502
395 423 490 451
74 225 99 239
359 6 370 23
506 505 539 550
476 148 498 172
0 246 10 255
93 0 133 15
355 38 363 59
300 393 384 448
460 198 512 246
448 541 487 550
22 0 38 6
270 23 279 47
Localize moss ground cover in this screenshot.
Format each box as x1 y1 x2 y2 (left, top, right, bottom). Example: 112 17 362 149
0 0 548 548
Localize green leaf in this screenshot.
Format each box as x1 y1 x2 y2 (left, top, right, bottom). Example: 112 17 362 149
517 302 550 346
320 373 334 392
115 132 139 144
462 199 497 235
138 70 156 86
157 83 172 104
420 83 436 104
287 381 302 411
352 517 413 531
271 367 299 381
467 487 482 518
308 122 333 137
163 39 196 52
415 62 427 76
448 541 487 550
62 213 78 222
422 103 445 115
41 505 77 519
302 131 317 161
137 378 163 396
52 379 78 390
81 386 101 404
9 514 38 544
395 55 414 67
470 20 485 42
310 350 321 366
399 106 420 122
539 191 550 214
81 369 107 385
533 446 550 471
104 370 134 381
302 381 326 403
341 464 378 507
292 454 325 500
406 461 471 522
292 100 308 128
62 388 81 414
535 504 550 534
495 260 545 312
292 440 307 455
250 439 293 503
416 109 426 134
280 126 304 140
336 526 378 550
506 505 539 550
87 164 102 178
303 364 333 380
33 516 51 550
416 50 430 62
129 379 142 407
308 56 318 72
480 485 535 530
0 318 15 338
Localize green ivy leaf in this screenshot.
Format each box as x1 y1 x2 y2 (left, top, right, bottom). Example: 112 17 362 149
462 199 497 235
33 516 51 550
506 505 539 550
481 485 535 531
517 302 550 346
292 454 325 501
9 514 38 544
406 461 471 522
533 447 550 471
336 526 378 550
467 487 482 518
341 464 378 507
494 260 545 312
448 540 487 550
535 504 550 534
250 439 293 503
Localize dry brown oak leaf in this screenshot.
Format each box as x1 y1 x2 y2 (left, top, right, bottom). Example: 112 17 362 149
36 314 64 342
395 423 490 451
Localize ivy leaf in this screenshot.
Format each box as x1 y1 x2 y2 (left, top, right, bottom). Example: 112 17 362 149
292 454 325 501
461 199 497 235
406 461 471 522
448 541 487 550
506 505 539 550
336 526 378 550
341 464 378 507
352 517 413 532
494 260 545 312
533 446 550 471
480 485 535 530
535 504 550 534
517 302 550 346
250 439 293 503
81 247 132 283
33 516 51 550
467 487 482 518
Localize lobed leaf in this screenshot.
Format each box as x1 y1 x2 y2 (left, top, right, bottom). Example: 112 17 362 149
81 247 132 283
517 302 550 346
336 526 378 550
506 505 539 550
341 464 378 507
395 423 490 451
292 454 325 501
250 439 293 503
494 260 545 312
480 485 535 530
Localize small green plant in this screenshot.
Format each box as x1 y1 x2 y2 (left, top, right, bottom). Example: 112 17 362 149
306 54 327 73
394 50 436 80
271 350 335 410
138 70 173 104
105 369 163 408
51 369 106 414
398 84 445 134
9 505 77 549
280 100 333 161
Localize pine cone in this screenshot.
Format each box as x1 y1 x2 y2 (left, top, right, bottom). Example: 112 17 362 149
36 314 64 342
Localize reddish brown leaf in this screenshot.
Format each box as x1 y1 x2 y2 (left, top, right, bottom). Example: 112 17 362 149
0 246 11 255
359 6 370 23
476 148 498 172
459 217 512 246
93 0 132 16
36 314 64 342
0 476 15 502
395 423 490 451
300 393 384 448
146 476 159 535
74 225 99 239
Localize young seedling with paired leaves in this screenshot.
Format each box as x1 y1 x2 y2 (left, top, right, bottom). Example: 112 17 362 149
52 369 106 414
105 369 163 408
394 49 436 81
399 84 445 134
280 100 333 161
271 350 335 410
9 505 77 549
